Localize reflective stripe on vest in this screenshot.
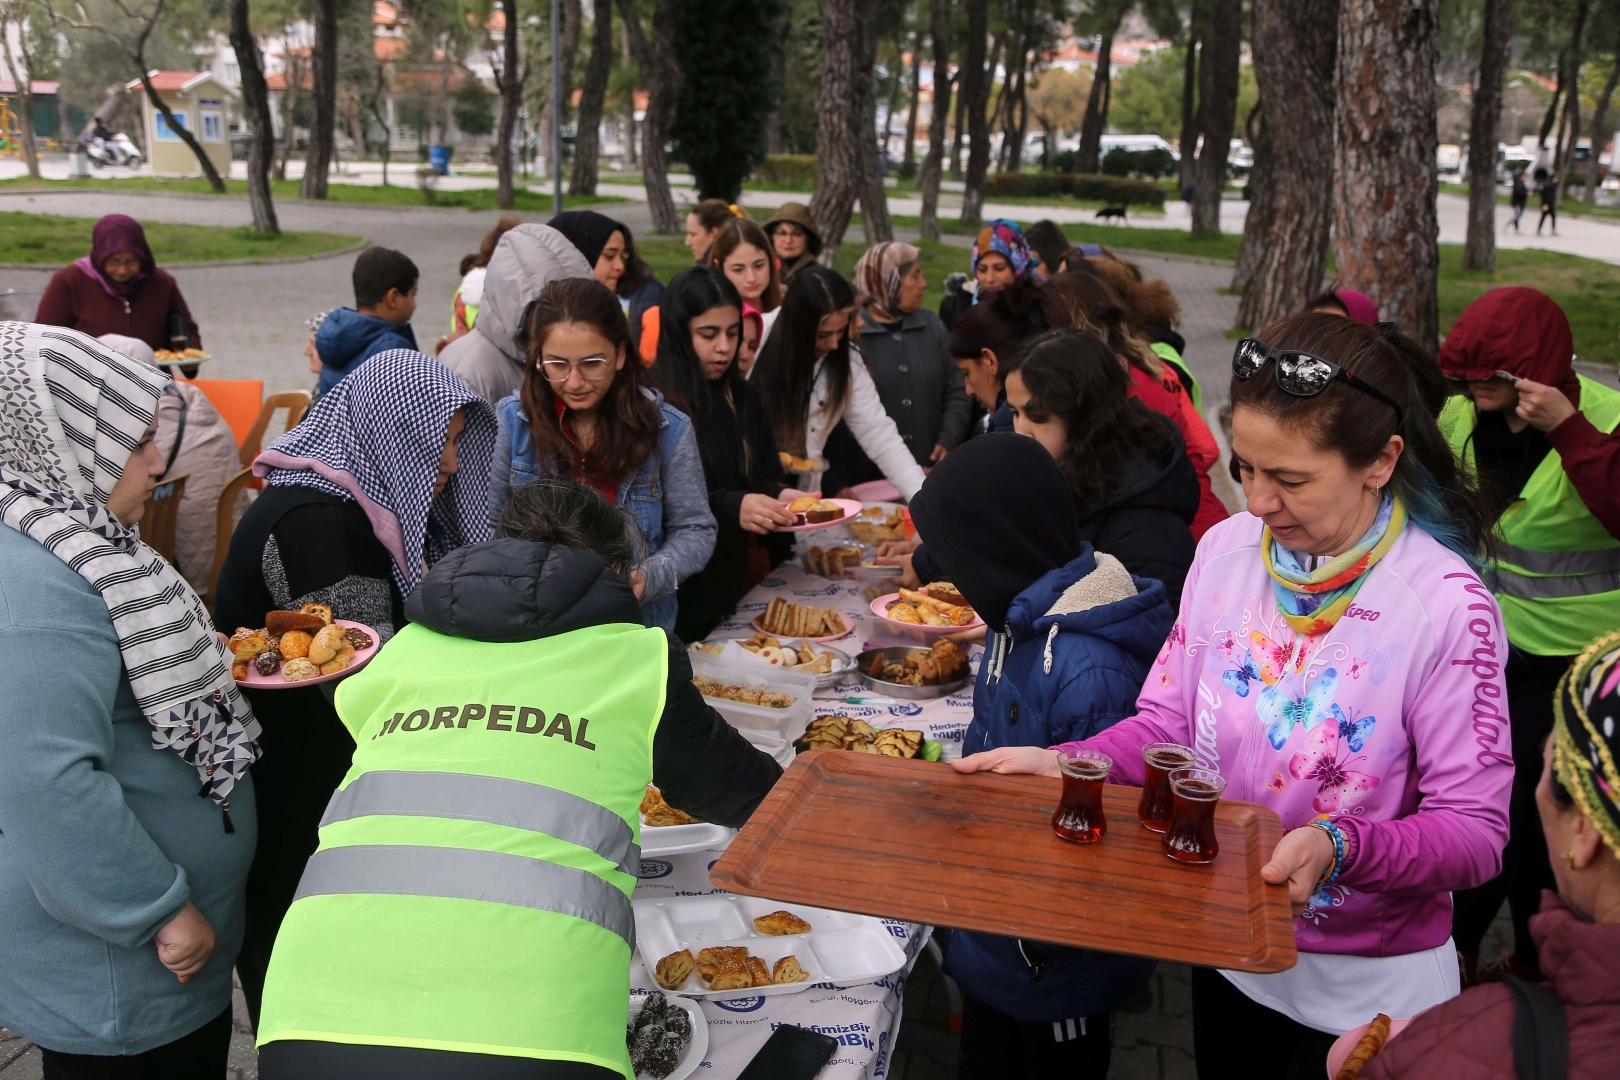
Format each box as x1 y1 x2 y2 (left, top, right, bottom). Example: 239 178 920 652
1495 566 1620 600
320 770 640 877
293 844 636 948
1495 540 1620 578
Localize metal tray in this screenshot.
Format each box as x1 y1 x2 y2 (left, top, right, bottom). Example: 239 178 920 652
855 646 972 699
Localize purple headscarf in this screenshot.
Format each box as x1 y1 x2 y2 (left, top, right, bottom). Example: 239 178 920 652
74 215 157 301
1334 289 1378 326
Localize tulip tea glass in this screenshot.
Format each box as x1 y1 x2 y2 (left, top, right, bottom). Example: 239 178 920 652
1162 768 1227 865
1137 742 1197 833
1051 750 1113 843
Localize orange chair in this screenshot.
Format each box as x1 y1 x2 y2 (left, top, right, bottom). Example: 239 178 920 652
240 390 312 469
185 378 264 449
139 473 189 565
208 467 257 610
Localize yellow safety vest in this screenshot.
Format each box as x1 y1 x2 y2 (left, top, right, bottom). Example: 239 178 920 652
256 620 668 1078
1441 376 1620 656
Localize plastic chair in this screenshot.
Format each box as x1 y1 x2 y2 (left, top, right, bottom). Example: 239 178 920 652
184 378 264 450
207 466 256 610
240 390 312 469
139 473 189 565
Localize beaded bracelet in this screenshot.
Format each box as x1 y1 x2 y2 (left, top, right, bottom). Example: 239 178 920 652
1307 820 1347 891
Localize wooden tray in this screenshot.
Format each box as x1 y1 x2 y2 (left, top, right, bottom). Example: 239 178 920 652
710 751 1297 974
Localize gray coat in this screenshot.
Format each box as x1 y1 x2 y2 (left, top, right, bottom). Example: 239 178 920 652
855 308 971 465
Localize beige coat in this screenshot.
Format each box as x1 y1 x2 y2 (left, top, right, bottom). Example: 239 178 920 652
154 382 250 597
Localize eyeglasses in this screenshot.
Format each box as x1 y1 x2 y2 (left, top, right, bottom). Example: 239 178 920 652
769 224 804 238
538 356 614 383
1232 337 1404 425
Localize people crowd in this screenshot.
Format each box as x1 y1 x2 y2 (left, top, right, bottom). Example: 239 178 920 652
4 208 1617 1079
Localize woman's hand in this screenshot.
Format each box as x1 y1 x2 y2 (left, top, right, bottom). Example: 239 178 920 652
945 624 988 647
876 550 921 589
1513 377 1577 432
154 901 215 983
630 569 647 600
930 443 949 463
950 745 1062 777
778 488 813 502
1261 825 1337 916
740 493 794 534
876 538 921 558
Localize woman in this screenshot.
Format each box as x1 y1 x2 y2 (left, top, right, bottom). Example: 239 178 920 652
1067 251 1191 375
1023 219 1070 281
652 266 797 642
684 198 740 263
442 214 521 350
0 325 258 1077
956 314 1512 1079
36 214 201 352
707 217 783 343
749 266 927 502
939 218 1032 331
949 276 1066 437
256 476 781 1080
488 277 717 633
1006 329 1200 605
1345 629 1620 1079
549 209 665 353
763 201 823 288
1047 271 1228 539
738 307 763 376
212 350 495 1023
910 434 1173 1079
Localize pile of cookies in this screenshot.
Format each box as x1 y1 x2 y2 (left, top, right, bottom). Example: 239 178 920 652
865 639 969 687
227 604 372 683
758 598 847 638
734 633 841 675
627 992 692 1079
846 506 906 544
795 715 925 757
802 544 864 578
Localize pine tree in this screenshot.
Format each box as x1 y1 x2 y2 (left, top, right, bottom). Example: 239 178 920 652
669 0 781 201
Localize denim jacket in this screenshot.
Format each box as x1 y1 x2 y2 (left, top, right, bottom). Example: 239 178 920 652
487 389 717 632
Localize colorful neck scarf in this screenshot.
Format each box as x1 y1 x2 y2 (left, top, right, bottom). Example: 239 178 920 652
1553 629 1620 857
1262 492 1407 636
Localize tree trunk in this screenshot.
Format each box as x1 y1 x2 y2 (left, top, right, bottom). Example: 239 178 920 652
1334 0 1440 352
1583 26 1620 204
1076 29 1118 173
882 38 903 161
1001 23 1029 174
1463 0 1512 271
1232 103 1272 295
859 4 893 244
808 0 865 262
1178 0 1202 192
957 0 990 224
1236 0 1337 329
1556 2 1588 202
496 0 522 207
1010 43 1030 174
274 52 298 182
950 69 966 178
901 30 922 178
135 72 227 191
371 68 392 187
1190 0 1239 236
228 0 279 232
300 0 338 199
918 0 952 241
618 0 679 231
570 0 613 195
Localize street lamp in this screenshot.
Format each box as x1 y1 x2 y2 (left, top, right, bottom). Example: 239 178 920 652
552 0 562 212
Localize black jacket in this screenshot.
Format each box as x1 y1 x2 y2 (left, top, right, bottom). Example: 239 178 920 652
1076 430 1199 607
408 538 782 827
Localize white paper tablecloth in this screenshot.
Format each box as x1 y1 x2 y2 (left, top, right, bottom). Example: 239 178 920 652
629 562 981 1077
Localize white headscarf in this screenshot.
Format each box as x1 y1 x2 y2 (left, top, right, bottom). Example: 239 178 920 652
0 322 259 827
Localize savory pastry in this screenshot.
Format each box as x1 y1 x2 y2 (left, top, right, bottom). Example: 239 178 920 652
746 956 773 987
653 949 696 990
227 627 271 660
707 959 755 992
795 500 845 525
786 496 820 513
874 728 923 758
926 582 967 607
307 623 349 665
298 602 334 626
696 946 750 988
343 626 374 650
318 646 354 676
231 659 249 681
280 657 322 682
885 601 922 624
753 910 813 935
278 629 313 661
691 675 797 710
1334 1013 1392 1080
778 452 822 473
641 785 698 827
772 955 809 984
252 649 282 677
847 506 906 544
266 609 326 636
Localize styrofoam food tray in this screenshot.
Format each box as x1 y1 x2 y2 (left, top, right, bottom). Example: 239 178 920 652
633 894 908 999
640 819 735 859
690 653 816 743
627 991 707 1080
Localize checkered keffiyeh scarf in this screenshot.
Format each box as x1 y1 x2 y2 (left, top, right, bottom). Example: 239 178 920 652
853 241 922 323
0 322 259 822
254 349 498 597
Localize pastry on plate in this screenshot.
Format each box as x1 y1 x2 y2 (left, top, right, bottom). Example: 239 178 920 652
278 629 313 660
653 949 695 990
772 955 809 984
778 452 822 472
641 785 698 827
753 909 812 935
231 659 249 681
307 624 349 665
281 657 321 682
318 647 354 675
298 602 334 625
885 601 922 624
707 960 754 992
695 946 748 984
343 626 374 650
227 627 271 660
1334 1013 1391 1080
874 728 923 758
252 650 282 677
926 582 967 607
266 609 326 636
746 956 773 987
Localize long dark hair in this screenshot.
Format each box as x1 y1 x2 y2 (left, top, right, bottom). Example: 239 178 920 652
947 275 1067 380
1230 312 1493 567
1044 271 1164 376
651 266 744 468
751 265 856 454
1015 329 1182 511
520 277 660 489
496 476 645 570
707 218 783 312
617 221 653 298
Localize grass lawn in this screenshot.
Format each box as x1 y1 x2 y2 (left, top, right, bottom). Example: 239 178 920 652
0 209 360 264
864 212 1242 261
0 176 626 212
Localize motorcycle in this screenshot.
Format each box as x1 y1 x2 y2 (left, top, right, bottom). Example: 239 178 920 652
83 132 144 169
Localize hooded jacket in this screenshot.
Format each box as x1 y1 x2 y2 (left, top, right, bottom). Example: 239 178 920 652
1359 893 1620 1080
406 538 782 826
313 308 418 395
437 224 593 405
762 202 822 287
1075 422 1200 608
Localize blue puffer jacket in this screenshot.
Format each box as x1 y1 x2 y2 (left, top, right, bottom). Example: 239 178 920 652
943 545 1173 1023
315 308 419 394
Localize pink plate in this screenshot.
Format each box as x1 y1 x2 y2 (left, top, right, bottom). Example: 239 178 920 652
234 619 382 690
869 592 985 635
751 612 854 642
776 497 866 533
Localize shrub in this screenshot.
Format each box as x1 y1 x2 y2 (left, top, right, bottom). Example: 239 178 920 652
1101 146 1177 179
983 172 1166 207
752 154 819 190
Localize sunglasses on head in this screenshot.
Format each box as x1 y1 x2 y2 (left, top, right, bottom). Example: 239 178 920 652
1232 337 1404 424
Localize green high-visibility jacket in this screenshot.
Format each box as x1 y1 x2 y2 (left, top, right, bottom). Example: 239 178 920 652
256 619 668 1078
1441 376 1620 657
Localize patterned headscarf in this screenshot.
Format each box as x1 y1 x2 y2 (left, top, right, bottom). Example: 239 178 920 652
254 350 498 597
853 241 922 322
972 219 1032 276
0 322 259 822
1553 629 1620 856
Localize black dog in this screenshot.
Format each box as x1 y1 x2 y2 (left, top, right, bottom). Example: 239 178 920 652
1096 206 1128 223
